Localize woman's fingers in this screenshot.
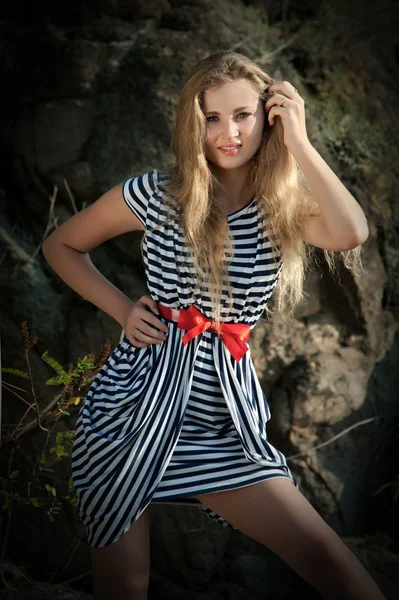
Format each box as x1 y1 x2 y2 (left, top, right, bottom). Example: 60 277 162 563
125 296 169 347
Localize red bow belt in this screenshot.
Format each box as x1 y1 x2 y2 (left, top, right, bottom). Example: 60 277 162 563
157 303 251 362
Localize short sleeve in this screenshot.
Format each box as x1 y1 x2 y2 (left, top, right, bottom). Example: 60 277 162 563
122 170 158 228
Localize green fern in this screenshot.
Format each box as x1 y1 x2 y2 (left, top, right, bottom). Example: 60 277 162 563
41 350 71 385
70 356 96 378
1 367 29 379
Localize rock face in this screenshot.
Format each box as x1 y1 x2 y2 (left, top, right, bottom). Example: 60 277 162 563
0 0 398 598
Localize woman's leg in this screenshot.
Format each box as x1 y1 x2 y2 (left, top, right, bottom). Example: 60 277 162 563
195 478 386 600
89 508 150 600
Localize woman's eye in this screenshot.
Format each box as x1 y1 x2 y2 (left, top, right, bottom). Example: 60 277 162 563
206 112 251 122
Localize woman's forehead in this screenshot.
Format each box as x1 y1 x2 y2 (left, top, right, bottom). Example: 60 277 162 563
202 80 260 107
205 78 258 95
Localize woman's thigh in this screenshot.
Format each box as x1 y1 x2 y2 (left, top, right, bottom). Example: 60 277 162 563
89 508 150 600
194 477 371 597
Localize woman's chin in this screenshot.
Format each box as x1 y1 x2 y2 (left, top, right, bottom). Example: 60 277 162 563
207 154 248 170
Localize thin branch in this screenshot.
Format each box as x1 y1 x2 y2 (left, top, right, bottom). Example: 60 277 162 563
0 502 19 594
26 185 59 265
28 410 67 491
59 569 92 586
255 31 301 63
200 35 252 60
1 386 70 449
1 398 36 436
226 35 251 53
1 381 31 394
63 178 78 215
1 381 35 409
48 537 81 584
287 416 386 460
0 448 19 594
15 391 64 440
24 348 48 433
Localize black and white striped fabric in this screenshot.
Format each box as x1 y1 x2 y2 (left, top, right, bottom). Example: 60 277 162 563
71 169 298 548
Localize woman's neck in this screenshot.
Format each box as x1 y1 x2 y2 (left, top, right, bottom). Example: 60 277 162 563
212 164 253 212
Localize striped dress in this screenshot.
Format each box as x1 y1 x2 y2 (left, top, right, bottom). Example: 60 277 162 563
71 169 298 548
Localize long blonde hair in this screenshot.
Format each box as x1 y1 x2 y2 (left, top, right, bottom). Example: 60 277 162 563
143 50 365 330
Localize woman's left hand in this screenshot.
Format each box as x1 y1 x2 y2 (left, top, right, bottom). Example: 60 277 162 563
265 81 310 151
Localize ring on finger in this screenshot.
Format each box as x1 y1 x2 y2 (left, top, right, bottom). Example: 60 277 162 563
132 328 138 339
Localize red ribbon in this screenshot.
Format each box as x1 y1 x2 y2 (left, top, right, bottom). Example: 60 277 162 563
158 304 250 362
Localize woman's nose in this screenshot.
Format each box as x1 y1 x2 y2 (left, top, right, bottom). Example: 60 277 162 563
220 119 239 138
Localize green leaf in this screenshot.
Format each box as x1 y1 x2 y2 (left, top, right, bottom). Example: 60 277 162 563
41 351 70 379
1 499 10 511
71 356 96 378
1 367 29 379
45 375 69 386
56 431 74 443
29 497 45 508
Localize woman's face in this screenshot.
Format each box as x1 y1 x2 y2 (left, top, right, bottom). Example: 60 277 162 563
202 78 266 170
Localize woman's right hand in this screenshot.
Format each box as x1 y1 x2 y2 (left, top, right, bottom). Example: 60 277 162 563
124 296 169 348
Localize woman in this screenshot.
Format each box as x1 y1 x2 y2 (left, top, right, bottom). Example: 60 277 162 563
42 51 385 600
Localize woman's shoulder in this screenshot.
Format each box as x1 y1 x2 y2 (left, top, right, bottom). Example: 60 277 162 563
154 169 171 192
134 169 171 196
129 169 179 221
122 169 171 205
153 170 179 213
141 169 179 223
124 168 169 184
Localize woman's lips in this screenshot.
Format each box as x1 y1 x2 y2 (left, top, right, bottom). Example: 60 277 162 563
218 145 241 156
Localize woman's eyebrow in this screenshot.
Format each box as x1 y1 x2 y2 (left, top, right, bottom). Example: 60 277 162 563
204 106 252 115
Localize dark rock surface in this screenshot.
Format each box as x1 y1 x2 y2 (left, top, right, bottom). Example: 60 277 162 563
0 0 398 598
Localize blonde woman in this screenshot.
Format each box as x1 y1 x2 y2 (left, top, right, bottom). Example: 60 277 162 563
42 51 385 600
